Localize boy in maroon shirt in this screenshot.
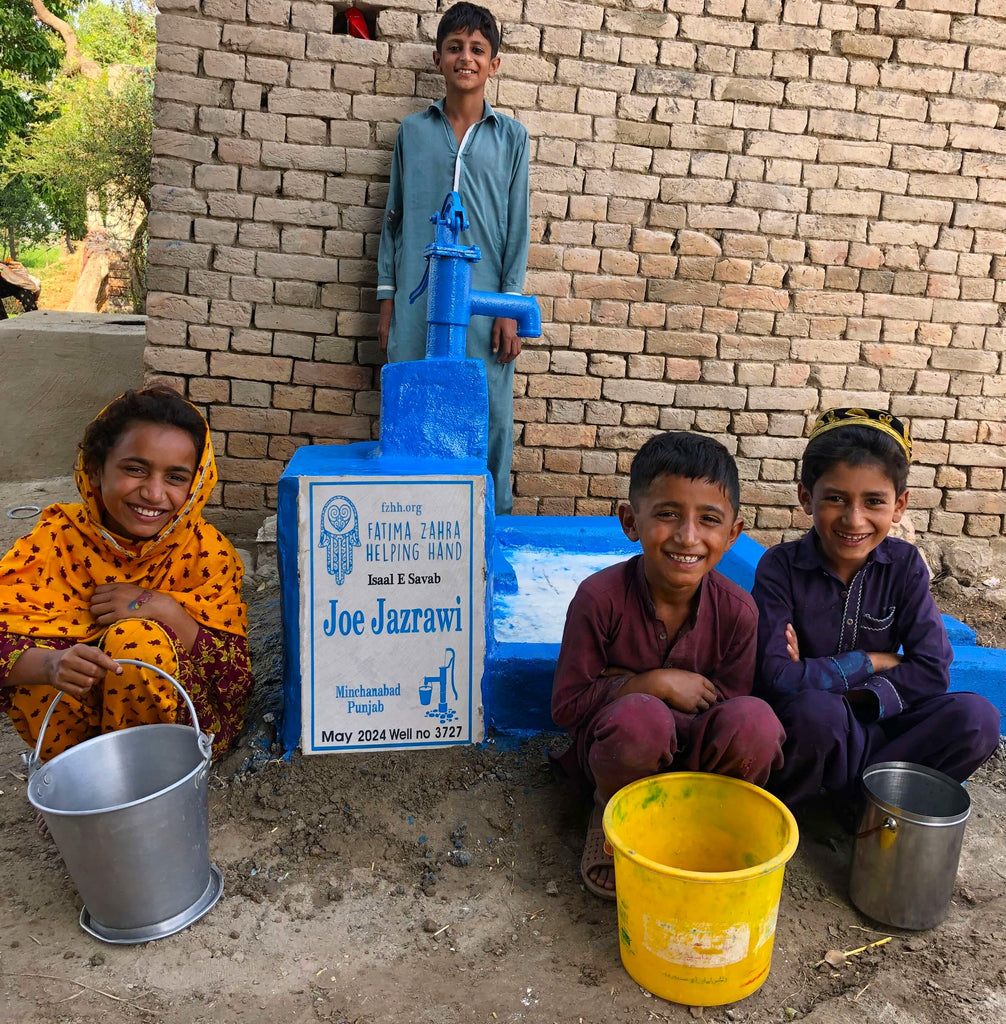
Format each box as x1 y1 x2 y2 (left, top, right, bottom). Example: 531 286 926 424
552 432 785 898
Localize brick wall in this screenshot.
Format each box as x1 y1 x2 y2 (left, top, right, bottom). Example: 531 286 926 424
148 0 1006 554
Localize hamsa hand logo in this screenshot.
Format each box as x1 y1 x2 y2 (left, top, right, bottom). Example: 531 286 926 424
318 495 360 584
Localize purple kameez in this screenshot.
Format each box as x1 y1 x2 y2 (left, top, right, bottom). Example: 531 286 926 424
753 531 1000 806
552 556 785 803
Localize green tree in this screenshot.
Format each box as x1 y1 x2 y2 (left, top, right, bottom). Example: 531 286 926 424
0 2 73 146
1 0 155 303
75 0 156 67
25 71 153 216
0 1 79 258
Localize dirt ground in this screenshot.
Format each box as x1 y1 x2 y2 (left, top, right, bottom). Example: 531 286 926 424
1 578 1005 1024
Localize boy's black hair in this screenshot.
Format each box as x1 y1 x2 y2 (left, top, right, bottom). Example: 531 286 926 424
629 432 740 515
801 425 910 496
80 386 207 478
436 2 500 57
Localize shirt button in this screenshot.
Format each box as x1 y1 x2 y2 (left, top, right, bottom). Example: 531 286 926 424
846 618 854 625
659 632 667 639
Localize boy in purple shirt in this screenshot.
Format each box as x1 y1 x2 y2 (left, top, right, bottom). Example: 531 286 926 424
552 432 785 898
753 408 1000 808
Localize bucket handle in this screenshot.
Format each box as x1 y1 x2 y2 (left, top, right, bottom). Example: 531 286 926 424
854 815 898 840
25 658 214 779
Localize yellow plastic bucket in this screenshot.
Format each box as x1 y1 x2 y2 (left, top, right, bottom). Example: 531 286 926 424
603 772 799 1006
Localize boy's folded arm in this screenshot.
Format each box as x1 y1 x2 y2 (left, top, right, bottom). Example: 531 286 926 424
769 649 875 696
552 653 627 730
616 667 718 713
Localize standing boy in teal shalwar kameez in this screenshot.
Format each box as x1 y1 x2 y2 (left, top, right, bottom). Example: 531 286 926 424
376 2 531 515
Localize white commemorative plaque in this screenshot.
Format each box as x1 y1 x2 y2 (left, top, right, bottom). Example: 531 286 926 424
299 475 486 752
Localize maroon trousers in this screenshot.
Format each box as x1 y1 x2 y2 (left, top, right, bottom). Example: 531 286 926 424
575 693 785 803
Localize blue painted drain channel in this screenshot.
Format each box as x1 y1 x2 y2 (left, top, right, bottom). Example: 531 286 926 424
485 516 1004 737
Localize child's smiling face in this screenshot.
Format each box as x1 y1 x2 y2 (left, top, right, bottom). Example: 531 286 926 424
434 28 500 95
618 473 742 598
798 459 909 583
92 421 198 542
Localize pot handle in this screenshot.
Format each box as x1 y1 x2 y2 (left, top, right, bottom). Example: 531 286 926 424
25 658 214 777
854 815 898 840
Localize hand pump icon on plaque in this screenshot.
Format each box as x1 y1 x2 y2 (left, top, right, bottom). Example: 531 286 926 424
420 648 457 723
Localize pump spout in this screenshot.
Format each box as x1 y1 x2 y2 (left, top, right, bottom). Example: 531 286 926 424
468 290 542 338
415 192 543 359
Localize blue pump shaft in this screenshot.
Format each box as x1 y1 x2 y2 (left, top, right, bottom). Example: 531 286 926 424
413 192 541 360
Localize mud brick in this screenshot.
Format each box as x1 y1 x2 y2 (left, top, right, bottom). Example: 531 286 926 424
516 472 590 498
544 449 583 474
928 510 965 534
525 375 601 400
679 14 752 46
945 420 979 443
539 23 580 53
271 384 313 411
970 467 1005 490
143 345 208 376
201 0 245 18
314 389 357 415
719 284 790 311
852 242 881 270
577 450 618 477
547 399 586 424
899 39 966 69
970 45 1006 74
289 412 370 439
292 2 334 31
964 514 1003 536
222 24 305 60
711 259 751 285
223 483 266 509
932 300 999 324
930 94 999 124
526 0 603 29
288 362 371 390
840 33 895 59
878 9 951 39
513 397 547 424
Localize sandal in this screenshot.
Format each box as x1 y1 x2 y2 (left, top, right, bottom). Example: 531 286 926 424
580 803 616 900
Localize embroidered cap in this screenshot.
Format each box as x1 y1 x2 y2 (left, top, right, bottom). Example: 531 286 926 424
808 407 913 462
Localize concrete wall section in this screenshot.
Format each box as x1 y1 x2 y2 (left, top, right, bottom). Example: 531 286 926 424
0 311 146 481
147 0 1006 551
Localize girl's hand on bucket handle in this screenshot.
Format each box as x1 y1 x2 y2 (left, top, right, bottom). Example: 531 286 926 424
43 645 121 699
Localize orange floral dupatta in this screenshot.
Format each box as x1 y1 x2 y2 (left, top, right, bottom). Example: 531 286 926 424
0 417 247 642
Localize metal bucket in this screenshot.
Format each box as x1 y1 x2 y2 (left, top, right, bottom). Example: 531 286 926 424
849 761 970 930
26 659 223 944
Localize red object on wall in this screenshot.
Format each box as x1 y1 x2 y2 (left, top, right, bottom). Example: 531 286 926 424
345 7 371 39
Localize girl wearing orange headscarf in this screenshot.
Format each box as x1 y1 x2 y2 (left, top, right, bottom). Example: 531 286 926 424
0 387 253 760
